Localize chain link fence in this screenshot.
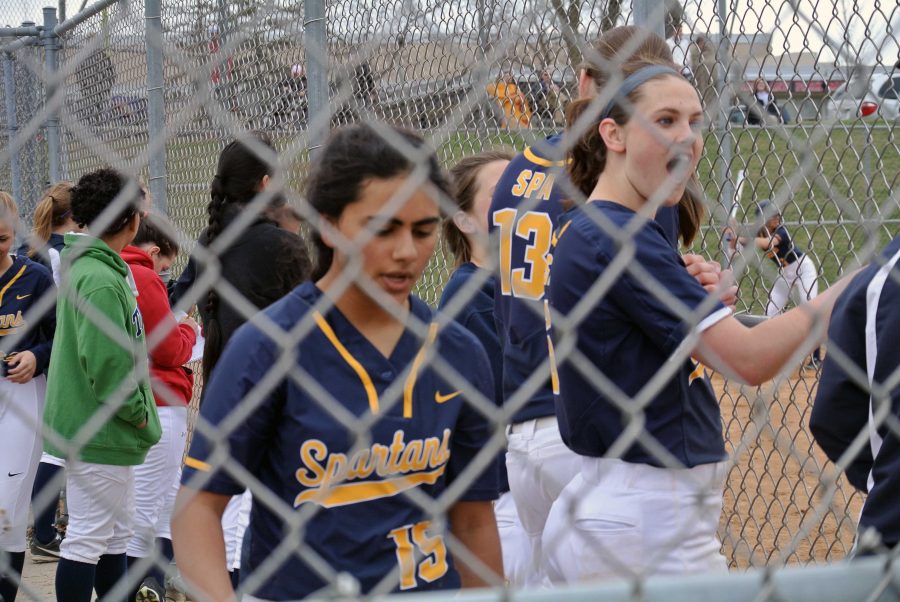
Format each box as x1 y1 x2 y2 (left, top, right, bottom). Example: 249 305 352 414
0 0 898 599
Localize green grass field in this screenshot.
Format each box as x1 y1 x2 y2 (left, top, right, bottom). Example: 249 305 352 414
62 122 898 312
421 124 900 311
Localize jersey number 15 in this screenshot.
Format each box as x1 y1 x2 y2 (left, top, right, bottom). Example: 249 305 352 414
387 520 448 590
493 208 554 300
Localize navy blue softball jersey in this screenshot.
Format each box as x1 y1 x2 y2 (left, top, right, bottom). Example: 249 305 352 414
182 281 498 600
547 202 731 467
766 225 803 267
18 232 65 281
0 255 55 375
488 134 680 425
811 235 900 547
438 262 507 492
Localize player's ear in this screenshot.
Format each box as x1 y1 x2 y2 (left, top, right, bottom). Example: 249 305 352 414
451 211 476 235
258 174 270 191
147 244 161 259
318 216 339 250
599 118 625 154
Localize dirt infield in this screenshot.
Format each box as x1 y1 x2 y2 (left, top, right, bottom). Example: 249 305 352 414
715 369 864 568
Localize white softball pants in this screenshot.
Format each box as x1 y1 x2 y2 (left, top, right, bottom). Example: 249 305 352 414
505 416 581 586
61 460 134 564
127 405 188 557
543 457 728 584
494 491 531 588
766 255 819 316
0 376 46 552
223 489 252 571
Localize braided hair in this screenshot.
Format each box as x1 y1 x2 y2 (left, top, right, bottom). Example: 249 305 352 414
202 134 279 383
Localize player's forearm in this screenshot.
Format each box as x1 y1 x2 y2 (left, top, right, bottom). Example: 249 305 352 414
699 270 859 384
172 487 235 602
448 501 503 588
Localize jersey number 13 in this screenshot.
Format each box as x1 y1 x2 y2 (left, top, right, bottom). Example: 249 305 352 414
493 208 554 300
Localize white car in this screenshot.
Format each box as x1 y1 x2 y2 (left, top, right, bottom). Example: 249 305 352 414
825 70 900 120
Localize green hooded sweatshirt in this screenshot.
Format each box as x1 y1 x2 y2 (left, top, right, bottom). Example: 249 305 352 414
43 233 161 465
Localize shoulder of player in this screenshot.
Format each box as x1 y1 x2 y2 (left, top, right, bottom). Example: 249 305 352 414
235 281 318 345
10 254 53 284
438 263 486 306
234 222 307 258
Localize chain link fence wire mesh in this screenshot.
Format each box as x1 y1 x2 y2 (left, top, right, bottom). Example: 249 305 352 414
0 0 898 599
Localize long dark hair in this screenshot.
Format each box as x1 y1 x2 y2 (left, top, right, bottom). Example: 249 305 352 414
567 26 705 245
305 123 452 281
202 134 300 383
442 150 512 267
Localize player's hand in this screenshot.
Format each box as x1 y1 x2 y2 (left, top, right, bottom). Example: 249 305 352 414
6 351 37 384
717 269 739 311
683 254 738 311
180 315 200 336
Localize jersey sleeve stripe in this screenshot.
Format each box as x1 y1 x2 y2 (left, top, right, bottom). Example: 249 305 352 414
403 322 439 418
184 456 212 471
313 310 380 414
523 146 568 168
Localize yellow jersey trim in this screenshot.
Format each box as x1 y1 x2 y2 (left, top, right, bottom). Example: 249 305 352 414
403 322 439 418
313 310 380 414
294 465 446 508
523 146 568 168
0 264 28 307
184 456 211 472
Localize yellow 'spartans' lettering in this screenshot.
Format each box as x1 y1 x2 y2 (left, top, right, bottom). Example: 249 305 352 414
294 429 453 508
0 311 23 330
523 172 546 198
295 440 327 487
539 174 555 200
510 169 532 197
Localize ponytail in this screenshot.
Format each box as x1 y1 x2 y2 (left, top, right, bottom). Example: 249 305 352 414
565 98 610 199
29 182 74 252
678 177 705 246
202 135 276 384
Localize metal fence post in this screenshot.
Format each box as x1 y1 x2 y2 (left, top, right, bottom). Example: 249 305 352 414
43 7 61 185
3 51 22 205
632 0 666 38
145 0 168 214
304 0 328 158
715 0 735 251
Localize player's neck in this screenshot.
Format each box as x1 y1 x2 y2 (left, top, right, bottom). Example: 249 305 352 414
0 253 12 277
320 279 409 359
591 173 658 218
468 243 488 269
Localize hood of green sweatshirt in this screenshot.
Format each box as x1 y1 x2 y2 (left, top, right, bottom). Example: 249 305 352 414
62 233 130 279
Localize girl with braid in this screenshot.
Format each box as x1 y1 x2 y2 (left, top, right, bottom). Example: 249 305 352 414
169 134 310 589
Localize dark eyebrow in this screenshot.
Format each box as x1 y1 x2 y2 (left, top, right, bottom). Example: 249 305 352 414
366 216 441 227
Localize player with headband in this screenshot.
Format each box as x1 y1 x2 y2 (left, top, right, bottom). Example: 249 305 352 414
487 25 733 583
544 46 858 583
173 124 502 601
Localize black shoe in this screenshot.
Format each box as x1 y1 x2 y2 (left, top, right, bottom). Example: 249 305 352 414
136 577 165 602
30 535 62 562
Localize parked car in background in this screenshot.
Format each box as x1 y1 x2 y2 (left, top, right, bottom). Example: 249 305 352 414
825 69 900 120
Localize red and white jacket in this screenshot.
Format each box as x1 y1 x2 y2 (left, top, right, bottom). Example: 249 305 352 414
121 245 196 406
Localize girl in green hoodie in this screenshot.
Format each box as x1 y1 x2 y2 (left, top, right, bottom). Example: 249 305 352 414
42 168 161 602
